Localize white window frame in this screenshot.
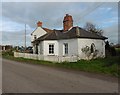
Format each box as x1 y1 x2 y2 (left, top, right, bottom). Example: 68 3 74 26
63 43 68 55
48 43 54 55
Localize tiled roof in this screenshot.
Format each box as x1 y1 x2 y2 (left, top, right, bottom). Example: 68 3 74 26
32 27 107 44
42 27 53 32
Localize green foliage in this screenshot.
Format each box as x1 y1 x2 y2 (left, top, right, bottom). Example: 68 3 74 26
81 46 91 59
81 46 90 54
81 45 99 59
115 48 120 56
2 50 14 56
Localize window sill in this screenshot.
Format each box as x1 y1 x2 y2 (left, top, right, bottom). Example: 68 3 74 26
48 54 55 56
63 54 68 57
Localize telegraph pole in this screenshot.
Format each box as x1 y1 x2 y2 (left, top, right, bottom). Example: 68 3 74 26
25 24 26 52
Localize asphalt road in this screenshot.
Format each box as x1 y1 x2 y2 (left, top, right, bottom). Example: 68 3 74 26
2 58 118 93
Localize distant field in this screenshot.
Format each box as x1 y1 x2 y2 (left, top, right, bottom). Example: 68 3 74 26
2 52 120 77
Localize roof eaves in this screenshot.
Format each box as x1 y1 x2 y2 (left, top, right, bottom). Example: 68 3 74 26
31 28 37 35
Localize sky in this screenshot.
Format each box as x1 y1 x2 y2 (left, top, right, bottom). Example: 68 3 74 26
1 1 119 46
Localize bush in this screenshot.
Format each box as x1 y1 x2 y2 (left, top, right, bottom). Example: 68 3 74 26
110 47 116 56
2 50 14 56
115 48 120 56
105 46 117 57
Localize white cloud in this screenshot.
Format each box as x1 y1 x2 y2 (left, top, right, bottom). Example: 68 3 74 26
2 30 31 46
99 7 112 11
1 2 118 45
103 24 118 44
3 2 109 29
2 17 34 33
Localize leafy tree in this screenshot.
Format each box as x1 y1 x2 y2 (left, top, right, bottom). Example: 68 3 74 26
105 41 116 56
105 41 110 50
84 22 103 36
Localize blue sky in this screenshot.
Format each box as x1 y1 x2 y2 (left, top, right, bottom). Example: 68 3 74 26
1 2 118 46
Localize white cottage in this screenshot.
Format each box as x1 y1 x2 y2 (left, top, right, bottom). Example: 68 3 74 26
31 14 107 60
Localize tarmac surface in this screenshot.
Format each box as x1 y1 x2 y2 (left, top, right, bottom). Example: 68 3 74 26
2 58 118 93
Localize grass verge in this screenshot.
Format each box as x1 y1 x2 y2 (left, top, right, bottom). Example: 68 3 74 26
2 53 120 77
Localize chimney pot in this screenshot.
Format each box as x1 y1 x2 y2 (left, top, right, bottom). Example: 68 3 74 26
63 14 73 31
37 21 42 27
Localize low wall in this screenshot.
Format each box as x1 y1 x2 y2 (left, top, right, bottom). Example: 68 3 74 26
14 52 78 62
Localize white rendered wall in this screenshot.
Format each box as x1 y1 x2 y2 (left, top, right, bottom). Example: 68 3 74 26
43 40 59 56
35 38 105 60
39 39 78 56
78 38 105 59
31 27 47 42
58 39 78 56
38 41 44 55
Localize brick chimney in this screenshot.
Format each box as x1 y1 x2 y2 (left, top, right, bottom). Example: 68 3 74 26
63 14 73 31
37 21 42 27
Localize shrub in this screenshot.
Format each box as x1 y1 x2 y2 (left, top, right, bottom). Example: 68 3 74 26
2 50 14 56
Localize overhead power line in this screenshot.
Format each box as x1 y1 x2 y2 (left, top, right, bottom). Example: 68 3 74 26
79 2 104 20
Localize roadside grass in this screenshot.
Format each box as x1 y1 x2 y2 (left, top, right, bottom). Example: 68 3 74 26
115 48 120 55
56 57 119 77
2 52 120 77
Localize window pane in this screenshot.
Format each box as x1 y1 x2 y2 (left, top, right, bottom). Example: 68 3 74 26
64 43 68 54
49 44 54 54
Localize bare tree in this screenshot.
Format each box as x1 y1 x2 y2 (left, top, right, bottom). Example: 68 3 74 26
84 22 103 36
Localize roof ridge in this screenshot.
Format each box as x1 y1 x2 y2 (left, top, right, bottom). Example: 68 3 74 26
54 30 57 36
46 30 53 36
43 27 51 30
42 27 53 32
76 27 80 37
